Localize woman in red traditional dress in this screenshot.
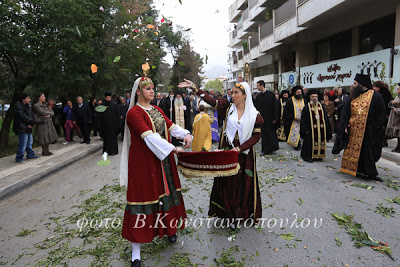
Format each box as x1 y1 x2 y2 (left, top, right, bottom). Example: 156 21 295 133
120 77 193 267
178 80 264 230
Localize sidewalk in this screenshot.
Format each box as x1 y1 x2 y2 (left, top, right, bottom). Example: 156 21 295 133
0 137 103 200
326 136 400 163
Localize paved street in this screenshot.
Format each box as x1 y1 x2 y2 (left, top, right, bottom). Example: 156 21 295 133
0 141 399 266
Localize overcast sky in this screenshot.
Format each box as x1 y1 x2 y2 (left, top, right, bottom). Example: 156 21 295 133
154 0 232 78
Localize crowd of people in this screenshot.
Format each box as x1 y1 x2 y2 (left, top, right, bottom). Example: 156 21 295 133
13 91 135 162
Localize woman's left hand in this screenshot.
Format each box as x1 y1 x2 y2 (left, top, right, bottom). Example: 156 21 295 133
183 134 193 148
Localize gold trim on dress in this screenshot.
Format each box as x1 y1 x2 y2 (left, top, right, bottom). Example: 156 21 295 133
140 130 153 139
214 100 219 110
168 123 176 132
177 164 240 178
253 128 261 133
127 189 182 205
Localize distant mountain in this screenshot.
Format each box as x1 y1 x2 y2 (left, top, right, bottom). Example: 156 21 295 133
204 65 228 79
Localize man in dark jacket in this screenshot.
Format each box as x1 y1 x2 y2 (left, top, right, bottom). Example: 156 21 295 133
13 92 38 162
72 96 92 144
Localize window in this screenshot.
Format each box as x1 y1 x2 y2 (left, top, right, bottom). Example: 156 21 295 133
360 14 395 54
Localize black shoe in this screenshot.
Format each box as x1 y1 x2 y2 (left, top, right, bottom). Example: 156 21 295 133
304 158 313 163
391 147 400 153
131 259 141 267
80 141 86 144
373 176 383 182
86 141 90 144
168 234 177 243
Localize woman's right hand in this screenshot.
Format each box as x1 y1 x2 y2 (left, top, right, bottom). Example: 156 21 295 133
174 147 184 153
178 79 194 89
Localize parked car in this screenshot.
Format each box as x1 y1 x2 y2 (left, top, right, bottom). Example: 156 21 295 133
0 104 10 114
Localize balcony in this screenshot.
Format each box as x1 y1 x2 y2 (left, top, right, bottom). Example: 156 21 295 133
230 29 242 47
229 1 241 22
249 33 259 49
259 33 280 53
260 20 273 39
249 0 258 9
274 0 296 27
297 0 346 27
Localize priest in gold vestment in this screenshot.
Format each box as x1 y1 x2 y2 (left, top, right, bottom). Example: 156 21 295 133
333 74 386 182
191 105 213 151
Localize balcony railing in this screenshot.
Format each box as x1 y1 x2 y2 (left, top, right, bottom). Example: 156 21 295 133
274 0 296 27
260 20 273 39
298 0 307 5
250 33 259 49
232 29 237 39
238 18 243 30
229 1 238 15
249 0 258 9
243 8 249 21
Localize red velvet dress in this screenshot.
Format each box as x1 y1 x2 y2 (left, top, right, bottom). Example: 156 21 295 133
122 105 186 243
197 90 264 221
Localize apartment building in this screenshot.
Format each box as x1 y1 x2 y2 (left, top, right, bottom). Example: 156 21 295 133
227 0 400 92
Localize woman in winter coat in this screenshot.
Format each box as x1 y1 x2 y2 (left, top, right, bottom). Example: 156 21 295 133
32 93 59 156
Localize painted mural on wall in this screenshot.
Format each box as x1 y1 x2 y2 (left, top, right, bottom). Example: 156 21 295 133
299 48 392 88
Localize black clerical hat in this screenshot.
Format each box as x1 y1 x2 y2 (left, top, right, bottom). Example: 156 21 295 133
354 74 372 89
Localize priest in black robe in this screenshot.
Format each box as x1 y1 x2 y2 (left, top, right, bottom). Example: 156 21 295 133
332 74 385 181
99 91 121 156
300 90 332 163
254 80 279 155
283 86 305 151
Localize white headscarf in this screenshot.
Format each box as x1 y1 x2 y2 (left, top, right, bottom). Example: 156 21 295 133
119 77 141 187
224 82 259 155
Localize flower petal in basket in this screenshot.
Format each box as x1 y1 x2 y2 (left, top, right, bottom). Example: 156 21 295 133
177 150 240 178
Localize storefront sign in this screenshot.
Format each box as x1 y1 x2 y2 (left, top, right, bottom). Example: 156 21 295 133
300 49 391 88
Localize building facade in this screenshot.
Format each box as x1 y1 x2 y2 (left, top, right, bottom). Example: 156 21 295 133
228 0 400 93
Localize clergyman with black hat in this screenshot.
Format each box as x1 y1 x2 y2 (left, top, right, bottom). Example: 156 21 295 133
283 85 305 150
277 90 290 141
98 91 121 155
300 90 332 163
333 74 386 182
13 92 38 162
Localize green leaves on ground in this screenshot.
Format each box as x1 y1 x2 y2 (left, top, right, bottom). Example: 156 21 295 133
96 159 111 167
351 183 373 190
382 178 400 191
214 246 244 267
375 204 396 218
331 212 394 260
385 197 400 205
280 233 294 241
335 237 342 247
16 229 34 237
277 175 294 183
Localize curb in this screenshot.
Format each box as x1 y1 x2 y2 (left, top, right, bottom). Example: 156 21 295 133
0 143 102 201
325 142 400 164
